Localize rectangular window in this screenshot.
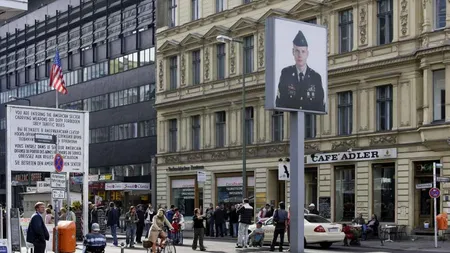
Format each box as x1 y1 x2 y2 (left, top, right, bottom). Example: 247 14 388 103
191 115 201 150
169 56 178 90
245 107 254 145
272 111 284 142
139 119 156 137
191 0 199 20
169 0 177 27
335 165 355 222
339 9 353 53
376 85 393 131
433 69 446 121
215 111 226 148
216 44 226 80
435 0 446 29
377 0 393 45
216 0 224 12
243 35 254 74
338 91 353 135
192 50 201 85
168 119 177 152
373 163 395 222
305 114 316 139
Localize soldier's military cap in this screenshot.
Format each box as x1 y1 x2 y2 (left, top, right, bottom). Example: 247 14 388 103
293 30 308 47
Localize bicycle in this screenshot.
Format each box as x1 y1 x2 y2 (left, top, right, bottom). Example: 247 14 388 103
143 229 177 253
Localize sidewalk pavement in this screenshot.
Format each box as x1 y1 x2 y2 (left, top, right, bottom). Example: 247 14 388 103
357 239 450 252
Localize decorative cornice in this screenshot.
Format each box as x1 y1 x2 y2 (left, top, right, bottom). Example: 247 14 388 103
331 139 356 151
369 135 397 146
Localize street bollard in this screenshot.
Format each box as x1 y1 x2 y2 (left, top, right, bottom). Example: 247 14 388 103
120 242 125 253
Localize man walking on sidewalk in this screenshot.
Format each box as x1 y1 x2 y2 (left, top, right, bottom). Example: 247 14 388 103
107 202 120 246
236 198 253 248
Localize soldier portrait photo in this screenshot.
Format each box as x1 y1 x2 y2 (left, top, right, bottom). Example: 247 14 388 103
275 30 325 112
265 17 327 113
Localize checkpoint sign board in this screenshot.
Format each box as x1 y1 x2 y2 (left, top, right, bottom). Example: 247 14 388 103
6 105 89 173
429 187 441 198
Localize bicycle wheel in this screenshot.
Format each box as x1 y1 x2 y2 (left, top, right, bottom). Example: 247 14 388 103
162 243 176 253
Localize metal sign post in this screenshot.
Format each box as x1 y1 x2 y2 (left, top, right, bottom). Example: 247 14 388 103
432 162 442 248
290 112 305 251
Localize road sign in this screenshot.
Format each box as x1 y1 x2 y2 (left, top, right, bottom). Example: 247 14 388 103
34 134 57 144
437 177 450 183
416 183 432 189
54 154 64 172
51 173 66 188
52 189 66 199
429 187 441 198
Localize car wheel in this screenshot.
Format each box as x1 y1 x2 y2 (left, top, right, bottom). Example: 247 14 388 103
319 242 332 249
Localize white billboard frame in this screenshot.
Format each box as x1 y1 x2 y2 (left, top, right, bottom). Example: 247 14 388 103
5 105 90 250
264 17 328 114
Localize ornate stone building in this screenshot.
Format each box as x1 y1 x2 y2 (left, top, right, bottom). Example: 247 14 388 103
155 0 450 231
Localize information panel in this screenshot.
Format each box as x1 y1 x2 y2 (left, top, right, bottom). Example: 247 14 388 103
7 106 87 172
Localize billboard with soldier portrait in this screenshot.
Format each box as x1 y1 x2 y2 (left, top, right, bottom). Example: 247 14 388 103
264 17 328 114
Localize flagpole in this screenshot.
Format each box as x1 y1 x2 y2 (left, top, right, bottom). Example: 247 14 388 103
56 89 59 108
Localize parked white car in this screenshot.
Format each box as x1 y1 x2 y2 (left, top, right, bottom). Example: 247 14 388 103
248 214 345 249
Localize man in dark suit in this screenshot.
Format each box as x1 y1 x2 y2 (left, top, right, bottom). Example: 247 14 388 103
26 202 49 253
275 30 325 112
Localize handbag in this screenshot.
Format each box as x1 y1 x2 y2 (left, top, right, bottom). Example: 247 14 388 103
143 239 152 249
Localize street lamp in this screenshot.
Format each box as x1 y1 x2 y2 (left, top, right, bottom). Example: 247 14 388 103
216 34 247 198
9 96 31 106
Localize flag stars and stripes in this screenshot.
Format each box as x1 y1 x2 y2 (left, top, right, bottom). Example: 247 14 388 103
49 49 68 95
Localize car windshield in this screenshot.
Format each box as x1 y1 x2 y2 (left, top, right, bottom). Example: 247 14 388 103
304 215 330 223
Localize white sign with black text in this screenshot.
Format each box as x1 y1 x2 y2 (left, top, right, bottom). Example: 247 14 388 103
6 106 88 172
50 173 66 188
306 148 397 164
36 181 51 192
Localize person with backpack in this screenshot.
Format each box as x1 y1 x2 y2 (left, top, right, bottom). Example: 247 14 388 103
270 201 288 252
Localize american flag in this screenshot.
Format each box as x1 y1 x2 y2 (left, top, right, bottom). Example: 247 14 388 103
49 49 68 94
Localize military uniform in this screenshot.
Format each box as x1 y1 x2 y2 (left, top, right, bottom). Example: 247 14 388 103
275 30 325 112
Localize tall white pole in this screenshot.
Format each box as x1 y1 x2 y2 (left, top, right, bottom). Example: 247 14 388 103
433 162 437 248
5 106 12 252
55 90 59 109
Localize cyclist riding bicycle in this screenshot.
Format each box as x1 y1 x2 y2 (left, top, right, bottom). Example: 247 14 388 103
148 208 174 253
84 223 106 253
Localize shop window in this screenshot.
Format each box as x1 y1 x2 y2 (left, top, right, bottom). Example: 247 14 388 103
216 176 255 209
171 179 195 217
335 165 355 221
372 163 395 222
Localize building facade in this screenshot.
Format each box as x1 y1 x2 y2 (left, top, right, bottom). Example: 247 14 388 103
0 0 156 207
155 0 450 231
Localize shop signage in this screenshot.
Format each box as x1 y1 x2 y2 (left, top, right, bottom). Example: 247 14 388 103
306 148 397 164
167 165 205 171
217 177 255 187
99 174 112 181
172 179 195 188
88 175 99 182
105 182 150 191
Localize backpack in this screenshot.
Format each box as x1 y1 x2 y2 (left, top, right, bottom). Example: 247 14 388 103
273 209 288 224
